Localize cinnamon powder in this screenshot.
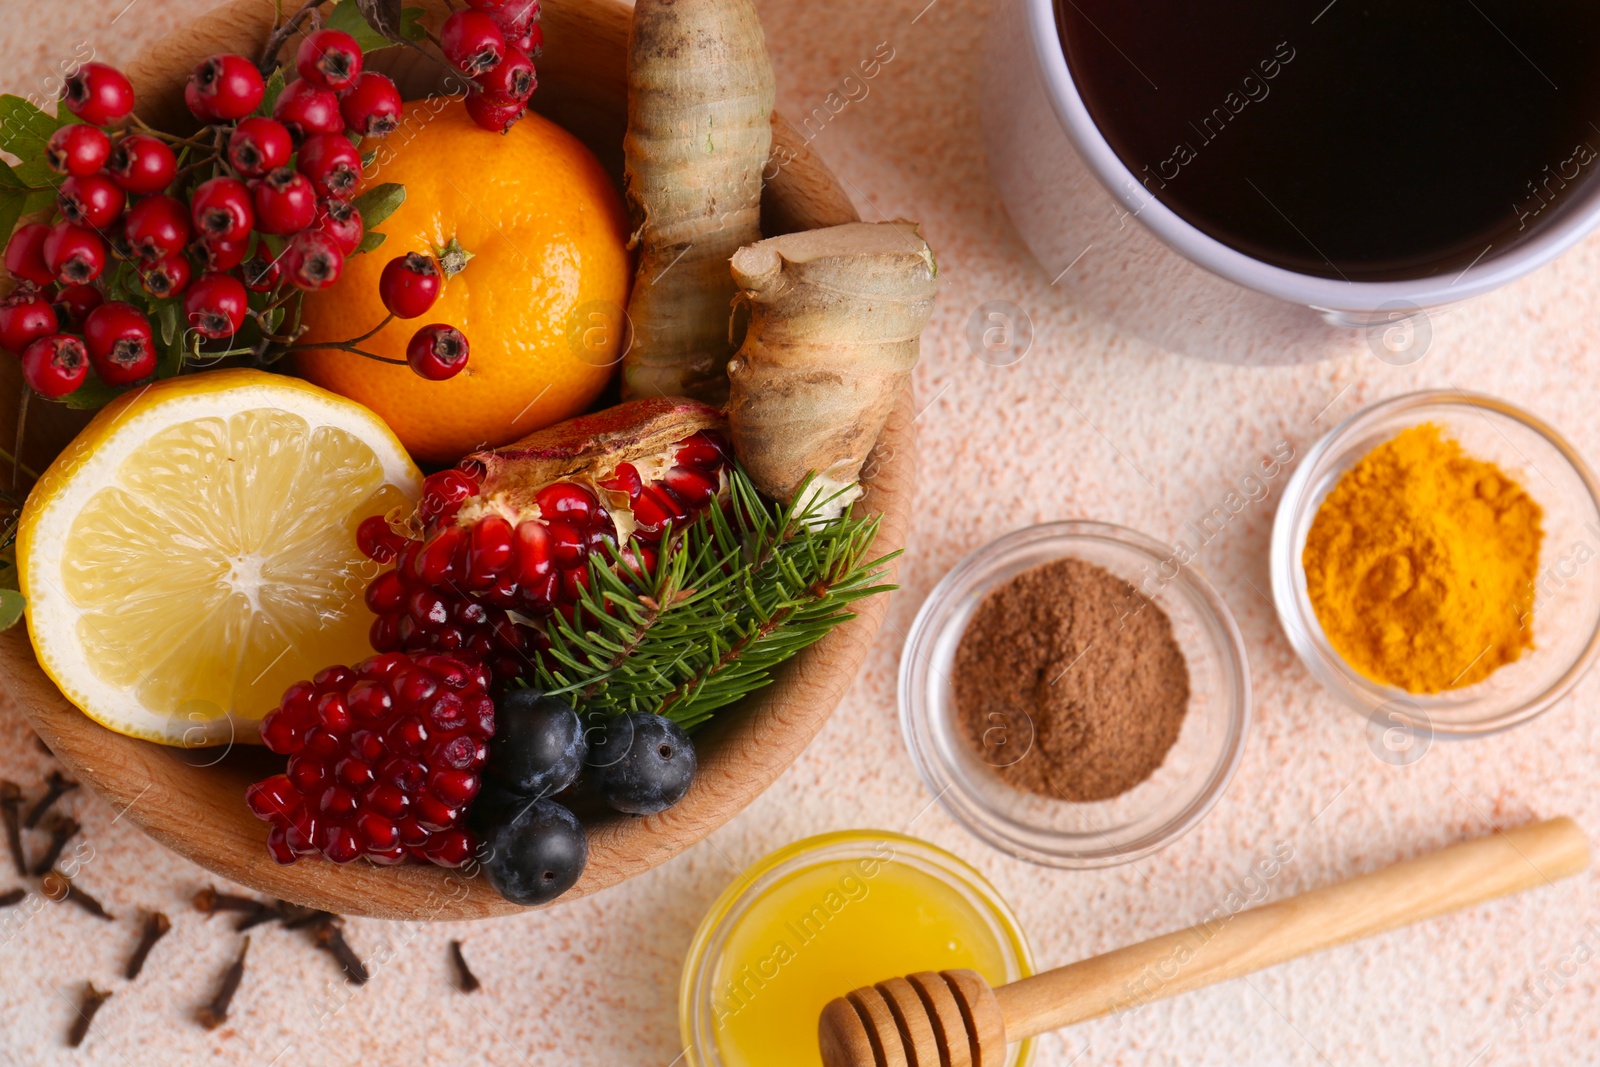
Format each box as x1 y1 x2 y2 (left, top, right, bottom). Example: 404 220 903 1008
952 557 1190 802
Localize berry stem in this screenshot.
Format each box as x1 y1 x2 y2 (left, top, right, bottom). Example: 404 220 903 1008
10 390 29 492
259 0 330 74
127 115 214 149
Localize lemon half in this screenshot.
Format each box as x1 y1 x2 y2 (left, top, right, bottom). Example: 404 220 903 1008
18 370 420 747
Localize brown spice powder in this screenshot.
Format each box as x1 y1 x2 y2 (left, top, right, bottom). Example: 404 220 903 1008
952 557 1190 802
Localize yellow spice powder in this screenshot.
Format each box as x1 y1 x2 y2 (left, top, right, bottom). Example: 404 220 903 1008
1302 423 1543 693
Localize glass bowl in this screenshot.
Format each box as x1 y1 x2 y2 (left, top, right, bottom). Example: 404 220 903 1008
678 830 1035 1067
1270 390 1600 736
898 521 1252 869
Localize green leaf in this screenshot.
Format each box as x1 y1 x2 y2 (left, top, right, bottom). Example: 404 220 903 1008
351 182 405 229
55 99 82 125
0 94 67 164
155 300 181 347
0 588 23 632
355 230 387 255
257 66 288 118
60 376 124 410
327 1 426 53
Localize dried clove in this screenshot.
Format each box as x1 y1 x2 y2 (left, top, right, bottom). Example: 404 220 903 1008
234 899 307 931
23 770 77 829
0 887 24 908
66 983 111 1048
197 936 250 1030
281 906 335 930
0 781 23 877
40 870 113 921
31 813 81 876
311 918 369 984
193 886 265 918
125 911 172 980
449 939 480 993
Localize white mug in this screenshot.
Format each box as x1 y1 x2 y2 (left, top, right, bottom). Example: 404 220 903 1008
982 0 1600 364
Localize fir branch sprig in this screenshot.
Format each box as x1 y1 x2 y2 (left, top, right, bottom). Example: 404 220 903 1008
530 467 898 730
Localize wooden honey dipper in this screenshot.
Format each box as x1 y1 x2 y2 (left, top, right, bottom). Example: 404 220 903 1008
819 817 1588 1067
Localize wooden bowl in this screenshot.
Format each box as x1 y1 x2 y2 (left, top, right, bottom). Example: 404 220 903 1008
0 0 914 920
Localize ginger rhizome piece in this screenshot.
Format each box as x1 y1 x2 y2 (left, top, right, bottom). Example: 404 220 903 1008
620 0 775 404
726 221 937 515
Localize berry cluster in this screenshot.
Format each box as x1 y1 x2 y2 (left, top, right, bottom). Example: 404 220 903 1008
451 0 543 132
247 652 494 867
2 28 484 401
356 429 732 682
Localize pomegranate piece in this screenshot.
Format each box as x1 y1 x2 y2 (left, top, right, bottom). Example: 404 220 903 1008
358 398 732 682
248 651 494 867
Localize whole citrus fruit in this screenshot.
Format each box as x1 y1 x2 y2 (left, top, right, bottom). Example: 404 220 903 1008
297 100 631 464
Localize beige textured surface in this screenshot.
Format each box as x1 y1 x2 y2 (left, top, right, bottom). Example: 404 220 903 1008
2 1 1599 1065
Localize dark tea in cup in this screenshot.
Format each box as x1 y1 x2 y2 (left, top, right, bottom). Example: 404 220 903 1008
1056 0 1600 281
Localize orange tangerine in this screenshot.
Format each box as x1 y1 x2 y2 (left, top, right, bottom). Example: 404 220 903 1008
297 100 632 464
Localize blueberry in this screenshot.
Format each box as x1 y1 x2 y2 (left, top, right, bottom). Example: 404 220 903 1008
485 689 587 798
478 798 588 906
587 712 696 815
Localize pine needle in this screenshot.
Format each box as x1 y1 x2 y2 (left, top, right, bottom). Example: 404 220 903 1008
528 466 897 730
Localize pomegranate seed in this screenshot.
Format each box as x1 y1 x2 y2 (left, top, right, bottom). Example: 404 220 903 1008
599 462 643 498
419 469 477 525
412 793 460 832
347 677 395 720
266 824 296 864
357 515 403 563
363 783 409 819
408 588 450 630
536 482 597 524
355 811 399 851
244 774 298 820
419 828 475 867
661 467 717 507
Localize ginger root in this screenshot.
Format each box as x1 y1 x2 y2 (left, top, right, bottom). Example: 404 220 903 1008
726 221 937 515
621 0 774 405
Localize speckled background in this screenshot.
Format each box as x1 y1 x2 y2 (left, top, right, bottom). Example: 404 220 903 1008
3 1 1600 1064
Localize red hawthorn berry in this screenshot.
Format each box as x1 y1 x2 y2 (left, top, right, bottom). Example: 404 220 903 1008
184 272 250 339
47 124 112 177
283 229 344 291
241 248 283 293
5 223 56 287
339 72 403 139
83 301 157 385
140 252 193 299
191 176 256 243
274 78 345 142
315 198 364 256
465 92 526 133
0 287 59 355
441 10 506 75
296 28 364 92
124 195 192 263
252 167 318 235
478 47 536 106
61 63 135 126
21 334 89 398
107 134 178 195
188 54 265 121
53 284 105 327
488 0 541 43
195 236 249 272
297 132 363 199
379 253 442 319
57 173 126 229
228 117 294 179
43 223 107 286
406 324 470 380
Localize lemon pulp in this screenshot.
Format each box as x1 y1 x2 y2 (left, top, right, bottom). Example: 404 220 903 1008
19 370 420 746
708 854 1013 1067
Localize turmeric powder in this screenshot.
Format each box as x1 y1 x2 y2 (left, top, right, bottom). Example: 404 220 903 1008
1302 423 1543 693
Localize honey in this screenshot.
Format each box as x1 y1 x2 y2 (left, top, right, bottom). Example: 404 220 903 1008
680 831 1033 1067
